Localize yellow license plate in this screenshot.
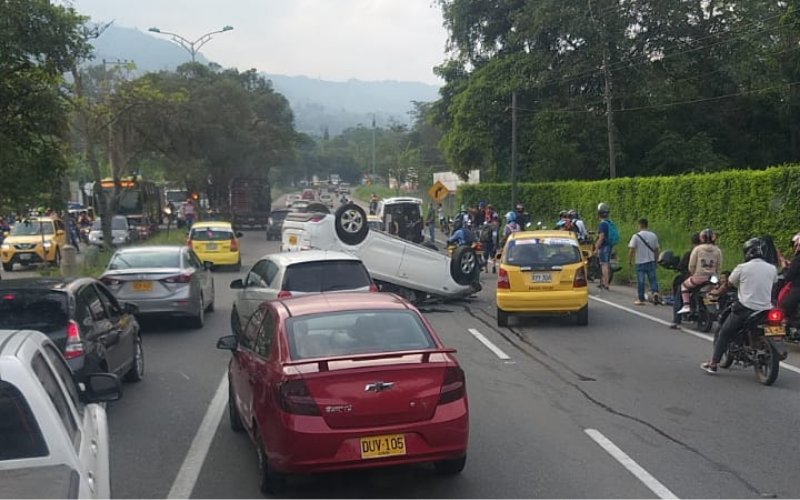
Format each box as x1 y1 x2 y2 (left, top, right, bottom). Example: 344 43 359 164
132 281 153 292
289 235 297 245
764 325 785 336
360 434 406 460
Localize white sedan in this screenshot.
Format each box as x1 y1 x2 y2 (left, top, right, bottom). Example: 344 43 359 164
281 204 481 303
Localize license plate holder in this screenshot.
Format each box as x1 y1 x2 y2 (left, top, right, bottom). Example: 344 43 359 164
205 243 217 250
360 434 406 460
289 235 297 245
132 281 153 292
764 325 785 336
532 273 551 283
19 253 31 260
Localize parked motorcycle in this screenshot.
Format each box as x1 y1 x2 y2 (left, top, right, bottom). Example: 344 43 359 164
658 250 719 332
715 299 785 385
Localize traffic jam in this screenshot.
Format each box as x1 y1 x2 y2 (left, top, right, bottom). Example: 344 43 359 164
2 190 800 499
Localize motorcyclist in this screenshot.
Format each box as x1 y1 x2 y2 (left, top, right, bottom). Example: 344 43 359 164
702 238 778 374
569 209 589 242
500 211 521 249
778 234 800 323
448 218 476 246
669 232 701 329
515 204 530 228
677 229 723 315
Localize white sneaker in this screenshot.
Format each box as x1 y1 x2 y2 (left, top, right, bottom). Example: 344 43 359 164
677 305 691 315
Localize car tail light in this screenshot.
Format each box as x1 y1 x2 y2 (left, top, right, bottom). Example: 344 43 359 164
161 273 192 284
274 379 320 415
497 268 510 289
3 294 16 301
438 366 466 405
277 290 292 299
369 283 379 292
308 216 324 223
474 242 482 251
768 309 783 323
573 267 588 288
64 320 84 360
230 238 238 252
100 276 121 286
186 238 193 247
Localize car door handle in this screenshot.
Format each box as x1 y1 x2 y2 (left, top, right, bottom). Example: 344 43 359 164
91 439 98 455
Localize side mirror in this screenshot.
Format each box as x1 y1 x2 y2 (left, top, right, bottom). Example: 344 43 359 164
236 232 244 238
204 261 214 270
230 278 244 289
56 229 66 236
216 335 238 352
124 302 139 315
82 373 122 403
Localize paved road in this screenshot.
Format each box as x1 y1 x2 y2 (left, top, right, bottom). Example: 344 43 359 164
6 193 800 498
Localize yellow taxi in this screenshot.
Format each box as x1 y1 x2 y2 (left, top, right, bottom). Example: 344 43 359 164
2 217 68 272
496 230 589 327
187 221 243 271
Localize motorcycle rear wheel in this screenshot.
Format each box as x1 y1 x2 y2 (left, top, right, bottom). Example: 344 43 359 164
754 338 780 386
696 310 714 333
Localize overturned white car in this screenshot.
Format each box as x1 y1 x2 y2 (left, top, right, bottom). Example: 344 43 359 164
281 203 481 303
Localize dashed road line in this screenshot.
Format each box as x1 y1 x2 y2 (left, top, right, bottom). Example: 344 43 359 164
468 328 512 360
585 428 679 499
590 295 800 375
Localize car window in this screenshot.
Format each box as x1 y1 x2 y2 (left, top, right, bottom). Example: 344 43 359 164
287 310 435 360
188 250 203 269
283 260 372 293
240 308 264 350
191 228 233 241
31 353 80 449
263 261 279 287
43 344 83 418
246 260 270 288
504 238 582 267
79 286 106 322
0 381 49 461
75 296 95 331
108 251 180 270
9 220 54 236
254 309 274 359
95 284 123 322
0 290 69 333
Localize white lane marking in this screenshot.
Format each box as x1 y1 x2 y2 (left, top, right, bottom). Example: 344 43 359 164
467 328 511 360
589 295 800 375
179 371 191 381
167 374 228 499
584 428 679 499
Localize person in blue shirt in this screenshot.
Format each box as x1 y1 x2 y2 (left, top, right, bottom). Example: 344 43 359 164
448 219 476 246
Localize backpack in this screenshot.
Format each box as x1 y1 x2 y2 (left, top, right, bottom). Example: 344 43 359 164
480 225 493 242
606 219 620 246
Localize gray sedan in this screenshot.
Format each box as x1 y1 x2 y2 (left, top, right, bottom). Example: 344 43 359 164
100 245 215 328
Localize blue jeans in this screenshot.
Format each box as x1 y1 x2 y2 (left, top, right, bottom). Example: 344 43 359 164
428 223 435 242
636 261 659 301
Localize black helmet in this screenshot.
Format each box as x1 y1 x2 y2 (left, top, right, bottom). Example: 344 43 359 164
558 210 568 219
597 202 609 217
568 209 578 219
700 228 714 243
657 250 680 270
516 204 524 212
690 232 701 245
743 237 766 262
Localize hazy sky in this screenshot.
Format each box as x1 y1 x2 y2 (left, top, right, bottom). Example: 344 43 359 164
73 0 450 84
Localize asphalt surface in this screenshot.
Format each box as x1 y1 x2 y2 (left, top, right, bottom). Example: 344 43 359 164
6 194 800 499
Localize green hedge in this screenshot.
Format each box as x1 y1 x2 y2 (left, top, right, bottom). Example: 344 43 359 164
460 164 800 252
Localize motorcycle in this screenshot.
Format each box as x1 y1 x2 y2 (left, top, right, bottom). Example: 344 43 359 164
447 240 486 271
715 299 785 386
774 274 800 343
658 250 719 332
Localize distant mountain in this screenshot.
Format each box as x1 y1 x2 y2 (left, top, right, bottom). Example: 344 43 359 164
89 25 440 135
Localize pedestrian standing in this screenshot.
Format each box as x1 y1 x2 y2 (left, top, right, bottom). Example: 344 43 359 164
628 218 660 305
181 197 197 231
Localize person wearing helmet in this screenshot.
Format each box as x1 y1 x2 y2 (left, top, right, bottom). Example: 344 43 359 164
594 202 613 290
701 237 778 373
498 211 521 250
447 217 476 247
676 229 723 315
569 209 589 242
515 204 530 229
669 232 702 328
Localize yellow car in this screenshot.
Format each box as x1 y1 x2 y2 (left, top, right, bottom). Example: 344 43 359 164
187 221 243 271
2 217 68 272
496 230 589 327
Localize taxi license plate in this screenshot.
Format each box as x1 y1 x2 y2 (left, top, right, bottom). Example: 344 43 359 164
132 281 153 292
764 325 785 336
532 273 551 283
360 434 406 460
289 235 297 245
205 243 217 251
19 253 31 260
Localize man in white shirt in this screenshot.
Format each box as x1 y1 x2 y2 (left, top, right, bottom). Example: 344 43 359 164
628 218 660 305
701 237 778 374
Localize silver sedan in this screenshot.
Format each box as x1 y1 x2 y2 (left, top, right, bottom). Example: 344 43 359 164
100 245 215 328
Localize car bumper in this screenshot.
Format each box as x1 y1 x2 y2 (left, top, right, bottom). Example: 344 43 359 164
123 292 196 317
497 290 588 313
265 400 469 474
195 251 240 266
2 249 50 265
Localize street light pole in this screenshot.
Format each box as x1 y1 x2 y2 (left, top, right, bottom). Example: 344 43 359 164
148 25 234 62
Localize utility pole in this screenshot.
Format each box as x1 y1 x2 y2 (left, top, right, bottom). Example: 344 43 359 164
603 48 617 179
511 91 518 209
371 114 377 179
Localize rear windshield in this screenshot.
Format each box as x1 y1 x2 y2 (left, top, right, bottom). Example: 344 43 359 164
190 228 232 241
283 261 372 293
504 237 582 268
108 251 180 270
0 381 49 460
286 310 436 360
0 290 68 333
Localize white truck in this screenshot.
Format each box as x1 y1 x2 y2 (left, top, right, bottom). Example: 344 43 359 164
281 203 481 303
0 329 121 499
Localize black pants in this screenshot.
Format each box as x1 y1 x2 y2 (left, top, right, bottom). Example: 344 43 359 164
712 303 754 364
780 285 800 321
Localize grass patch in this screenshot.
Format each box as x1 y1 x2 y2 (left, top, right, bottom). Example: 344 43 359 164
354 185 424 203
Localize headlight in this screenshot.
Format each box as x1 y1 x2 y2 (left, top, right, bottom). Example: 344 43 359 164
1 244 8 250
43 241 52 248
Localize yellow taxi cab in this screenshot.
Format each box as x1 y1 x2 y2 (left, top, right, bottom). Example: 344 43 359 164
496 230 589 327
2 217 68 272
187 221 243 271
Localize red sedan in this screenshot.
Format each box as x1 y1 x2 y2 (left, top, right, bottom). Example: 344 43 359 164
217 292 469 494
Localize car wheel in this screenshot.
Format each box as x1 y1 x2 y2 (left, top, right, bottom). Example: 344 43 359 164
124 336 144 383
497 308 509 327
256 428 287 494
228 381 244 432
450 246 478 286
2 262 12 272
334 203 368 245
575 306 589 326
434 455 467 475
191 294 204 329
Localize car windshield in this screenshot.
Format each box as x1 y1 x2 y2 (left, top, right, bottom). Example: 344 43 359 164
108 251 180 270
91 218 128 230
504 237 582 268
286 310 435 360
0 290 69 333
283 261 372 293
9 221 53 236
0 381 48 461
191 228 233 241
